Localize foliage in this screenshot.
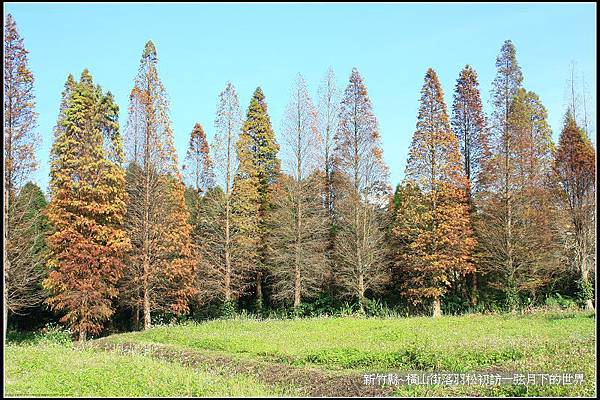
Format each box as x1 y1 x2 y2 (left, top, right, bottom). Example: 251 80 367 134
576 277 594 306
544 293 578 311
121 41 197 330
233 87 280 310
395 68 475 317
44 70 130 341
4 13 42 326
183 122 215 193
333 68 390 305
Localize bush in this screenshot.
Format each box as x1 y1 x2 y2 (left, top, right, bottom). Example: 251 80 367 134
37 323 73 345
577 277 594 306
363 298 400 318
442 292 472 315
545 293 578 310
7 323 72 346
191 300 239 321
219 301 238 319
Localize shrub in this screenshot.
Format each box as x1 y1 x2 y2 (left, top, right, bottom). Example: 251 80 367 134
7 323 73 346
37 323 73 345
545 293 578 310
577 278 594 307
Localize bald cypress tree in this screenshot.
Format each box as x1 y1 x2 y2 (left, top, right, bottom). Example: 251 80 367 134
451 65 489 305
476 40 523 309
554 112 596 310
45 70 130 341
333 68 390 308
122 41 196 330
232 87 280 310
4 13 41 338
268 74 328 308
193 82 247 305
231 129 261 305
183 122 215 194
395 68 475 317
477 42 559 309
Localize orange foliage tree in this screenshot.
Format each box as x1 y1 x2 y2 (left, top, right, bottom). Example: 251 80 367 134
553 112 596 310
394 68 475 317
121 41 196 329
45 70 130 341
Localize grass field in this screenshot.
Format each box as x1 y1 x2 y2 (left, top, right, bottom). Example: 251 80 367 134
5 311 596 397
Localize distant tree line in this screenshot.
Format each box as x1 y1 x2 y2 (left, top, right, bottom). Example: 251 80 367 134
3 14 596 341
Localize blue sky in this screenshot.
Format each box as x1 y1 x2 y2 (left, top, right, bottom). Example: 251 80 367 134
4 3 596 193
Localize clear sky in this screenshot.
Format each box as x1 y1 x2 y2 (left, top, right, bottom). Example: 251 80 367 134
4 2 597 193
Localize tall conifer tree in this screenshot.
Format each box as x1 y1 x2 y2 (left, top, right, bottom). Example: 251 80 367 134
3 13 41 337
232 87 280 310
268 74 328 308
451 65 489 304
122 41 196 329
396 68 475 317
554 112 596 310
477 41 559 309
45 70 130 341
194 82 246 304
333 68 390 307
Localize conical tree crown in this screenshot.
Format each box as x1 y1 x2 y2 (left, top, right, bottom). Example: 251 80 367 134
142 40 157 63
45 71 129 338
407 68 465 191
240 87 280 198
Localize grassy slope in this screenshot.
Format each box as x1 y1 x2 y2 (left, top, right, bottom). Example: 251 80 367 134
105 311 596 396
5 311 596 397
107 312 595 371
4 343 294 397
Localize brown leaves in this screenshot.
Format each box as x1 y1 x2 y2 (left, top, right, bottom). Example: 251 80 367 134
44 72 130 339
396 69 475 312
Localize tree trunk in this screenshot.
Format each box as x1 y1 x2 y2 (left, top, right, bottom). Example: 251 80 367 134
255 271 263 312
582 268 595 311
224 121 233 303
143 273 151 329
470 271 478 306
133 306 140 331
141 72 152 331
224 258 231 302
294 264 301 308
432 297 442 317
294 179 302 309
224 195 231 302
79 328 86 342
358 273 366 310
3 259 8 344
3 287 8 344
3 176 10 344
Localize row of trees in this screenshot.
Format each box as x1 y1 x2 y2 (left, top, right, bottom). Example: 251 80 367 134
3 13 596 341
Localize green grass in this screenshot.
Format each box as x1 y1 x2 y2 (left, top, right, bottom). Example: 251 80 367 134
107 311 596 373
4 342 293 397
5 311 596 397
